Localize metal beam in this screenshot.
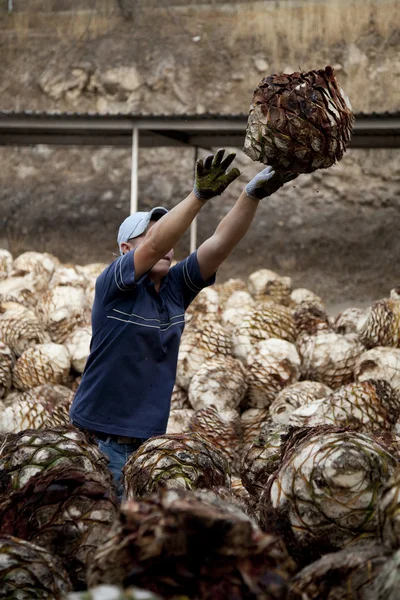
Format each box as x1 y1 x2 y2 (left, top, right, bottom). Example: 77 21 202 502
130 127 139 214
0 113 399 148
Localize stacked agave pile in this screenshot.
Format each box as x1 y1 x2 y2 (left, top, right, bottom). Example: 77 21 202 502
2 247 400 597
0 249 106 434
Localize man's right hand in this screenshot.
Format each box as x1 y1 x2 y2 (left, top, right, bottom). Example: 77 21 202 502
193 148 241 201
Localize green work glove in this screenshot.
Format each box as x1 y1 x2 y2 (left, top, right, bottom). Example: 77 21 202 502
193 148 241 201
245 166 298 200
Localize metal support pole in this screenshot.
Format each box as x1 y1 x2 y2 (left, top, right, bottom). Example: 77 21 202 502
190 147 199 254
130 127 139 214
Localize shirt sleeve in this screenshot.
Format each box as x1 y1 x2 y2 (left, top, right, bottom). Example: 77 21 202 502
96 249 148 304
168 251 216 310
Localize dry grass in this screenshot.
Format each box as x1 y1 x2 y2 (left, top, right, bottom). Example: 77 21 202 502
227 0 399 59
1 2 120 42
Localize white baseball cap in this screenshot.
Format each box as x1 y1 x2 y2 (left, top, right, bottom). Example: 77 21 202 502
117 207 168 254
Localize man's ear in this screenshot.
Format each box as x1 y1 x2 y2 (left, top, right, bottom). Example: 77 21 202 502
120 242 130 255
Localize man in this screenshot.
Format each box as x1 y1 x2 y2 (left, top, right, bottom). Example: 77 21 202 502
70 148 294 496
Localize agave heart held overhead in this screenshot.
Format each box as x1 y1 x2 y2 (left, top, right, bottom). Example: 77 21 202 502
244 66 354 175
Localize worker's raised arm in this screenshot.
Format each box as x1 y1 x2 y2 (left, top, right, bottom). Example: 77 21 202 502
133 149 240 280
197 166 297 281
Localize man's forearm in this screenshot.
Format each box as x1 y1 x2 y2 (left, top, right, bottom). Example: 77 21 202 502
196 191 260 279
211 191 260 254
144 191 204 257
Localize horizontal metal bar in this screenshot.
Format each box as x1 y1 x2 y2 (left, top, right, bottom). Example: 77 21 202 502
0 115 399 133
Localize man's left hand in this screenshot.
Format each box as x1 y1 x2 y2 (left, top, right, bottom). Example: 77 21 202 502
245 166 298 200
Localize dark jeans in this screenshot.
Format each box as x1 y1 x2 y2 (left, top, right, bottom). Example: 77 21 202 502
95 435 145 500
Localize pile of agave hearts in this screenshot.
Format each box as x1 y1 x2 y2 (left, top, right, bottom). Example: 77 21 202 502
1 248 400 598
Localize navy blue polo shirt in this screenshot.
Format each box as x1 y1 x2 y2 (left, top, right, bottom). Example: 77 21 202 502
70 250 215 438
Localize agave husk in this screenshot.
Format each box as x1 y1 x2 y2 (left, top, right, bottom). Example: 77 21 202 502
189 405 242 474
293 301 332 337
214 278 247 308
246 338 301 408
123 433 230 499
0 307 48 356
13 251 56 291
170 383 190 410
0 534 73 597
0 466 118 589
0 395 72 433
241 422 288 505
166 408 194 434
378 469 400 551
87 488 296 599
289 380 400 433
64 586 163 599
244 66 354 174
232 301 297 362
334 307 366 335
296 331 363 389
358 299 400 348
355 347 400 395
37 285 89 344
0 342 14 398
288 543 389 600
188 354 247 412
176 322 232 390
259 426 397 564
247 269 292 306
0 425 111 492
0 249 13 281
64 326 92 373
362 548 400 600
13 342 71 390
240 408 271 452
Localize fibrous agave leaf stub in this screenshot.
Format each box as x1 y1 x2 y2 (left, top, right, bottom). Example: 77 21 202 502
87 487 295 599
0 534 73 597
288 543 390 600
244 66 354 175
0 465 119 590
123 432 230 499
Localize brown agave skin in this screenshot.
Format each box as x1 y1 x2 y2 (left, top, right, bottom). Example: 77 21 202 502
0 425 111 492
123 433 230 499
244 66 354 174
241 422 288 504
240 408 271 452
293 301 332 337
0 466 118 590
64 586 163 599
362 548 400 600
287 544 389 600
0 534 73 598
87 488 296 599
358 299 400 349
0 341 14 398
378 470 400 551
189 405 242 474
259 426 398 565
0 308 48 357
